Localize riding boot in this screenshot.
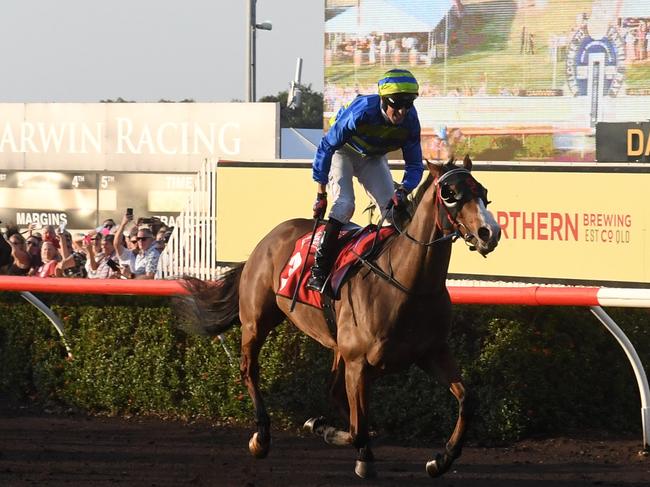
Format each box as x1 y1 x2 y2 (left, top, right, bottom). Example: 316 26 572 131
306 218 343 293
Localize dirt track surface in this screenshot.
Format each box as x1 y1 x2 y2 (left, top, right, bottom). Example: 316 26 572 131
1 409 649 487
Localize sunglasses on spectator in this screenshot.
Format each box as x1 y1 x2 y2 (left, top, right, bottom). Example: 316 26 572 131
130 239 138 244
26 240 39 246
137 236 152 241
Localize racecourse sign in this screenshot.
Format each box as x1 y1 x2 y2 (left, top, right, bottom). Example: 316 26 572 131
0 119 242 156
0 103 279 172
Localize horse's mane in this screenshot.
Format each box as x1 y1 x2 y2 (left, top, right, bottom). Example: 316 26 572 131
411 173 434 209
411 160 457 210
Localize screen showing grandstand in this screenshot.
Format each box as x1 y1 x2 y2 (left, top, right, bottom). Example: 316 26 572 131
324 0 650 162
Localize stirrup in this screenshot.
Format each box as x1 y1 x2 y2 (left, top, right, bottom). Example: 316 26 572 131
306 274 327 293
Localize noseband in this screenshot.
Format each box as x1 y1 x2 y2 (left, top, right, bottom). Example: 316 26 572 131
391 168 484 249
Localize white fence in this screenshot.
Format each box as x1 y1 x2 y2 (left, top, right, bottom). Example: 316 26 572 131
157 158 222 280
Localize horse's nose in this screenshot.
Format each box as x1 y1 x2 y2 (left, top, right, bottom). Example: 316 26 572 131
477 226 492 243
478 225 501 247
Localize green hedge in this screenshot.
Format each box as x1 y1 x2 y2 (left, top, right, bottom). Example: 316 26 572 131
1 293 648 442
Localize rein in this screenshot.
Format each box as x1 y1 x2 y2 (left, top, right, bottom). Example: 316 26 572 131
391 206 460 247
359 172 476 295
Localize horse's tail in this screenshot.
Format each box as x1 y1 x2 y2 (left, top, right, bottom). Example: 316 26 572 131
173 263 245 336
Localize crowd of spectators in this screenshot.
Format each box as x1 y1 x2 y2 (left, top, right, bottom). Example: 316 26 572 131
0 210 173 279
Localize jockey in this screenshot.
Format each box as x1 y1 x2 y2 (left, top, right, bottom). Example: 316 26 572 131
306 68 424 293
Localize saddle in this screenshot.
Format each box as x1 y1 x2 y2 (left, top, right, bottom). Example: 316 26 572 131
276 223 397 309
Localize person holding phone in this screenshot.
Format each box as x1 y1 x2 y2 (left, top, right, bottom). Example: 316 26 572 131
57 229 87 278
86 233 120 279
113 208 138 275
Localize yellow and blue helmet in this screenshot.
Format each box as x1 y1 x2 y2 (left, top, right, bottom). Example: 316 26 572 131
377 69 419 98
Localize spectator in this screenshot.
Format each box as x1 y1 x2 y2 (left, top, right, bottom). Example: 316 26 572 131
42 225 60 250
25 234 43 272
86 234 120 279
101 218 116 231
379 36 387 66
91 231 102 255
132 227 160 279
57 230 87 277
637 21 647 61
34 241 60 277
528 32 535 54
154 226 173 252
114 211 138 277
2 227 31 275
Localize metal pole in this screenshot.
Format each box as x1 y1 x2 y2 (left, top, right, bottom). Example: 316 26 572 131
251 0 257 102
244 0 253 102
20 291 73 358
590 306 649 454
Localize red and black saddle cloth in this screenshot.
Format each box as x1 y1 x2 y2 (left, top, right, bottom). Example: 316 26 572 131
276 223 397 309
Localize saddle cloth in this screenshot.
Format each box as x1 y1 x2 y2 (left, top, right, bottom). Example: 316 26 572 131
276 223 396 309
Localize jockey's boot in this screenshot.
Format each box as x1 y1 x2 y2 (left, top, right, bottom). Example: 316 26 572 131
306 218 343 293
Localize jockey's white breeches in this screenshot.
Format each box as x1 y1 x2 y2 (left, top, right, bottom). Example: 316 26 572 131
327 147 394 224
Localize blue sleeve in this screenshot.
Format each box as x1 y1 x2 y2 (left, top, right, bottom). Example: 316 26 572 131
400 115 423 192
312 106 359 184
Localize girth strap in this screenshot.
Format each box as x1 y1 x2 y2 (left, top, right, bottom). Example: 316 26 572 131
321 292 337 336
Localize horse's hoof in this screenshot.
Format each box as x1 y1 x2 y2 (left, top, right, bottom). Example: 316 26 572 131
248 432 269 459
425 453 444 478
354 460 376 479
303 416 326 436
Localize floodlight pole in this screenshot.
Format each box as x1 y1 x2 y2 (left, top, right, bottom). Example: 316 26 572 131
245 0 272 102
245 0 255 102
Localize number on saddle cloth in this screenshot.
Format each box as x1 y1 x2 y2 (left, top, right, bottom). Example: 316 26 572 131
276 223 396 306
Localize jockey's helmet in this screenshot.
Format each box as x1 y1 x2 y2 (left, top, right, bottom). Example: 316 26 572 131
378 69 419 109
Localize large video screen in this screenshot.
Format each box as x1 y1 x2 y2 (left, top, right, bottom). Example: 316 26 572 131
324 0 650 162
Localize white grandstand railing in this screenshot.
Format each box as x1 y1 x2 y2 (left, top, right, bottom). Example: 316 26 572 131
157 158 221 280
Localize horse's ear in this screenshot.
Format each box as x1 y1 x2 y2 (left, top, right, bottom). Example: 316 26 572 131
426 159 443 178
446 155 455 166
462 154 472 171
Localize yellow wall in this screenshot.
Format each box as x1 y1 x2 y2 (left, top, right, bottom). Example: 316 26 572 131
216 163 650 285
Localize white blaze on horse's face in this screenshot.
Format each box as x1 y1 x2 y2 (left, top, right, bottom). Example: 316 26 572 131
471 198 501 256
439 169 501 256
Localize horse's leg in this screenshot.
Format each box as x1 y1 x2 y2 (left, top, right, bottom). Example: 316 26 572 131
304 351 353 446
345 359 375 479
419 344 474 478
240 310 282 459
328 351 350 421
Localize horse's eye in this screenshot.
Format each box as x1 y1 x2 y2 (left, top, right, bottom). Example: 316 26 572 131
441 185 455 201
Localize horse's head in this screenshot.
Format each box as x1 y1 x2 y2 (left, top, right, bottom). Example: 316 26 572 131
429 155 501 256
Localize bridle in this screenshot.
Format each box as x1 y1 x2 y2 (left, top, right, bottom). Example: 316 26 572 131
390 167 485 250
357 167 488 294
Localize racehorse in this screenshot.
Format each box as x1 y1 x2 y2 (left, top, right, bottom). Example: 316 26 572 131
177 156 501 479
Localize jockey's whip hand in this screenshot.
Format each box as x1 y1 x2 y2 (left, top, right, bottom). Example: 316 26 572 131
290 216 321 312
